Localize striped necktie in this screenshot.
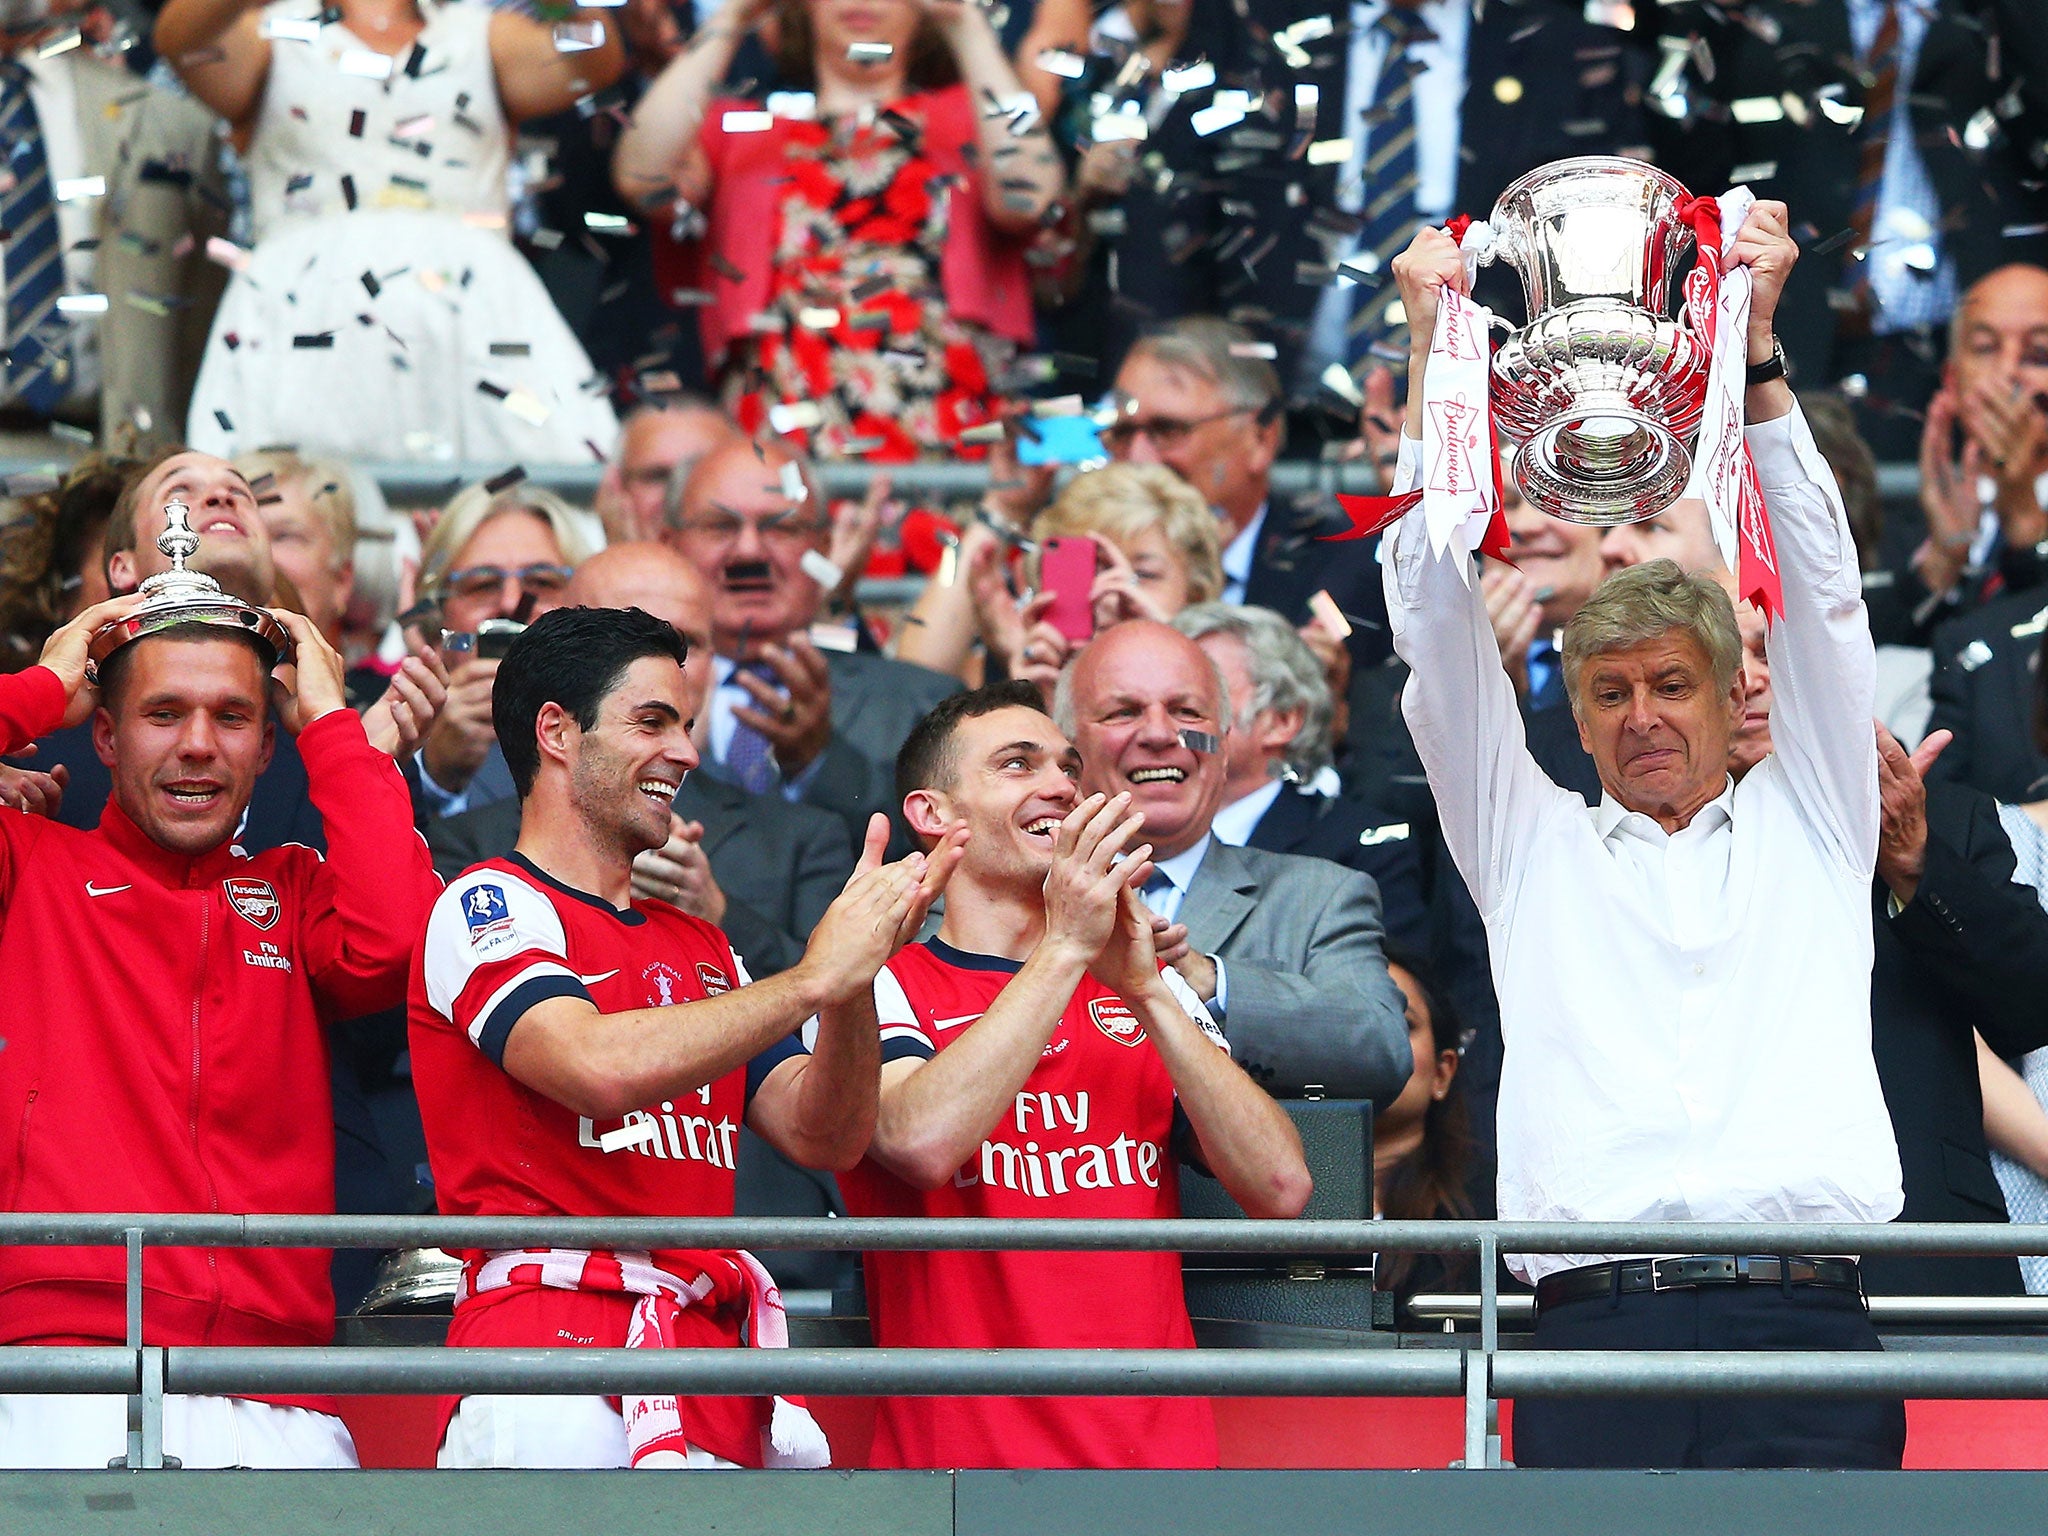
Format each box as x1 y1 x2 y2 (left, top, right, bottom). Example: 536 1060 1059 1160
1346 8 1428 378
1840 0 1901 332
0 62 66 415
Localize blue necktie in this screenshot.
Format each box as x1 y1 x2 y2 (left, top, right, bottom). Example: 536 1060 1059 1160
724 663 780 795
0 63 67 415
1141 870 1176 918
1346 10 1426 379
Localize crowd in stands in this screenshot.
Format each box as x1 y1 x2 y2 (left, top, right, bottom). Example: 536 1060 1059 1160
0 0 2042 1478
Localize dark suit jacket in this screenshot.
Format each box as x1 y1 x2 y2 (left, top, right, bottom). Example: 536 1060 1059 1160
1660 0 2048 389
1245 783 1430 954
425 772 852 978
1864 782 2048 1295
1244 501 1394 670
1121 0 1646 385
1924 589 2048 804
702 649 960 850
1177 835 1412 1103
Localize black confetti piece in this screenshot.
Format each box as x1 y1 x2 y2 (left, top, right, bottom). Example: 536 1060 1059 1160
349 109 365 138
484 464 527 494
213 409 233 431
293 333 336 348
361 270 380 297
340 174 357 210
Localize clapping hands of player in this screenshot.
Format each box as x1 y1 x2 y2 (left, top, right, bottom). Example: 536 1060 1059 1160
1040 791 1151 968
802 812 968 1003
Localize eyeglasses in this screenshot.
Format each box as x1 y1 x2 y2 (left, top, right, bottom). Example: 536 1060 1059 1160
1099 406 1255 452
438 562 576 601
671 511 830 545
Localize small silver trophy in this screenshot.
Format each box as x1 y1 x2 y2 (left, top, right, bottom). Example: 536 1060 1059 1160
87 497 293 674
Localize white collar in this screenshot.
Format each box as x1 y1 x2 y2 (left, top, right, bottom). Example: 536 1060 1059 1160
1149 832 1214 892
1593 775 1736 847
1211 779 1284 846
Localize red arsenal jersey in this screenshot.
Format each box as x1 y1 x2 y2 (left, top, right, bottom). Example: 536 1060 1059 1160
837 937 1224 1471
410 853 808 1464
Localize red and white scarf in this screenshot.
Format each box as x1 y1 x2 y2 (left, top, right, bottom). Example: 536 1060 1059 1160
461 1246 831 1469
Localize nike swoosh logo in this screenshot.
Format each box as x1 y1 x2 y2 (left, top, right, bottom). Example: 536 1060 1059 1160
577 969 620 985
931 1013 983 1030
85 882 132 897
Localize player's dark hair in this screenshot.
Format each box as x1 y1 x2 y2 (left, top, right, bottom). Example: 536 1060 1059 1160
894 679 1052 811
495 605 689 799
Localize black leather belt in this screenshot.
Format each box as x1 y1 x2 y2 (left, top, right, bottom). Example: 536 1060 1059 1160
1534 1254 1864 1314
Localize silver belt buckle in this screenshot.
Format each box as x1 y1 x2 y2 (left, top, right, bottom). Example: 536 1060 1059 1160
1648 1257 1681 1292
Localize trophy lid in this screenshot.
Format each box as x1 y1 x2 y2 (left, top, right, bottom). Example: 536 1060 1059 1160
86 498 295 672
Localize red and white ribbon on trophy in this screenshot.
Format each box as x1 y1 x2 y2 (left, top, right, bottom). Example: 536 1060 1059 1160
1671 187 1785 619
1329 216 1509 568
1331 196 1782 620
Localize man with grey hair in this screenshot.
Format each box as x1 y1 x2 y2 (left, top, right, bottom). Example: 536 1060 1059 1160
1108 316 1392 672
1057 618 1411 1102
1383 211 1906 1470
1173 603 1427 953
592 398 738 546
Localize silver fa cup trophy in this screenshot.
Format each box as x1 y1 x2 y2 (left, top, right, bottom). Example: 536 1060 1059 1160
1478 156 1713 526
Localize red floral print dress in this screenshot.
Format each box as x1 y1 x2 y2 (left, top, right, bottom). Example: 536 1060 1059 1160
721 94 1012 464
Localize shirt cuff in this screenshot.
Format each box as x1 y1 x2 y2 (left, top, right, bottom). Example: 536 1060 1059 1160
1209 954 1228 1017
412 749 471 818
1741 402 1815 490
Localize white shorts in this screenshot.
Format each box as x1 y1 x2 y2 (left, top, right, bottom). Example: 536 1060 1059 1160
437 1395 740 1469
0 1393 357 1469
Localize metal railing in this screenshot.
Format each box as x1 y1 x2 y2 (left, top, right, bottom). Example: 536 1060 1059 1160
0 456 1924 507
8 1212 2048 1473
1408 1292 2048 1328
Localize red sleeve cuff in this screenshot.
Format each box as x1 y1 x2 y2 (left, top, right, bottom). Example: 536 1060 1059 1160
0 667 69 754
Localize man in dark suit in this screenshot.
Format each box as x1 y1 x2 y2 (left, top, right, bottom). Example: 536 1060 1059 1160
1173 601 1428 951
1657 0 2047 455
1924 587 2048 804
1113 0 1645 401
1063 618 1411 1102
668 435 959 850
1107 316 1393 682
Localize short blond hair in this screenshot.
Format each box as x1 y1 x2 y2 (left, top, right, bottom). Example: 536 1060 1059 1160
1562 558 1742 710
420 482 597 598
233 449 358 566
1032 462 1224 604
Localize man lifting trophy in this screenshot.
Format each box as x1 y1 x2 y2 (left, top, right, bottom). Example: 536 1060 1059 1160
0 450 435 1468
1376 168 1906 1471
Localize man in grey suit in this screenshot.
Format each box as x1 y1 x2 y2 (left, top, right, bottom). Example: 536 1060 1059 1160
6 8 227 450
668 435 959 850
1059 620 1410 1103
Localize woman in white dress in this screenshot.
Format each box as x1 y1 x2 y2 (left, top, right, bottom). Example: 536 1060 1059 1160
157 0 624 462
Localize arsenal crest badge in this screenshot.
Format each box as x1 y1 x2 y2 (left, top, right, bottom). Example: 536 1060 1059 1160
223 877 280 931
696 962 732 996
1088 997 1146 1047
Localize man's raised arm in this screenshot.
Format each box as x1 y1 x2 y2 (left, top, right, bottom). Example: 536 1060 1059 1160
1730 204 1880 875
1381 230 1570 920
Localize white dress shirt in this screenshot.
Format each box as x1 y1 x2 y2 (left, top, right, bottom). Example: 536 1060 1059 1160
707 652 824 801
1140 833 1229 1015
1210 778 1283 846
19 46 98 408
1383 404 1903 1282
1845 0 1956 335
1219 503 1267 606
1304 0 1470 382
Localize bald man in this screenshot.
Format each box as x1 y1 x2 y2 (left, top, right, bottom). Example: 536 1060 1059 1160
427 543 853 976
666 436 959 849
593 402 739 546
1056 619 1410 1102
